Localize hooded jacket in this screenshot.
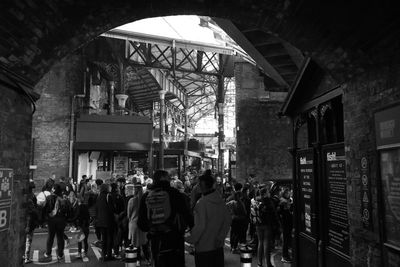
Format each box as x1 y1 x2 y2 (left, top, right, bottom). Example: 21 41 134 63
186 190 231 252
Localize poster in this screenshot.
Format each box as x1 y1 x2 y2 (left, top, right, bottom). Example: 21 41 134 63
0 168 13 232
297 149 315 236
113 156 128 176
325 147 349 255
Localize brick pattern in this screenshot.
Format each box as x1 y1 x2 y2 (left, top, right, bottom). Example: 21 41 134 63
343 63 400 267
32 55 84 188
235 62 292 182
0 85 33 267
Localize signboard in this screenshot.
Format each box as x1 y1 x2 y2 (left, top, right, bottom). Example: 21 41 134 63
379 148 400 248
360 155 373 230
325 147 349 255
375 104 400 149
0 168 13 232
114 156 128 175
297 149 315 236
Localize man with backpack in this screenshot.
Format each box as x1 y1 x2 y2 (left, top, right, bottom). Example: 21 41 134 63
43 183 71 261
138 170 194 267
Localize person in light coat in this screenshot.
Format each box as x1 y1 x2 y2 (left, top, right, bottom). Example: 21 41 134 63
127 183 149 264
186 172 232 267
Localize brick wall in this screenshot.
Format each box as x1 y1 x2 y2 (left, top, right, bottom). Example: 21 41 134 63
0 85 33 266
235 62 292 182
343 62 400 267
32 55 84 188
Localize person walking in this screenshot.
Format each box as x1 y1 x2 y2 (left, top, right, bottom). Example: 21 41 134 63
279 188 293 263
252 187 280 267
23 180 39 264
138 170 193 267
43 183 71 261
226 182 248 254
68 191 90 260
95 183 116 261
185 172 231 267
110 182 125 259
127 183 150 265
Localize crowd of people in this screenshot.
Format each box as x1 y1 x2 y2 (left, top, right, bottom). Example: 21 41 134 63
23 170 293 267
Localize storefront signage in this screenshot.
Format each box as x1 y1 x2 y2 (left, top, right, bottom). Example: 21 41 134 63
325 147 349 255
360 155 373 230
297 149 315 236
0 168 13 232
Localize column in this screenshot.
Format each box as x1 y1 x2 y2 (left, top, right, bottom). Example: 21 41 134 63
217 75 225 176
183 99 188 173
159 90 166 170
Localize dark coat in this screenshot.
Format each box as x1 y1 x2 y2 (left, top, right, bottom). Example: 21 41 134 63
95 192 115 228
69 201 90 228
138 180 194 234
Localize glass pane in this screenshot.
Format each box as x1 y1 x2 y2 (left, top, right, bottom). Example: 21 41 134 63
380 149 400 247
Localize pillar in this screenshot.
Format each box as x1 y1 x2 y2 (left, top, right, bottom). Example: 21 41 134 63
183 99 189 173
159 90 166 169
217 74 225 176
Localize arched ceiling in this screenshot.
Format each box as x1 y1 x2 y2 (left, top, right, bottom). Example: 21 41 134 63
1 0 399 89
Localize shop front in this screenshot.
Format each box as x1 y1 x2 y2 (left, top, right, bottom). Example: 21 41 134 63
74 115 153 183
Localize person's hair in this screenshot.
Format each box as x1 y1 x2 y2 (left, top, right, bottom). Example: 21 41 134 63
82 175 87 179
153 170 169 182
234 182 243 192
100 183 109 193
60 176 66 182
53 183 63 197
110 183 118 193
199 172 214 190
249 174 255 178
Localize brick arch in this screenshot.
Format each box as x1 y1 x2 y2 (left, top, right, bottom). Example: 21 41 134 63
1 0 397 85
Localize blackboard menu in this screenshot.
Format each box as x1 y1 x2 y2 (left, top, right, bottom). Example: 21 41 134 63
325 147 349 255
297 149 315 236
380 148 400 248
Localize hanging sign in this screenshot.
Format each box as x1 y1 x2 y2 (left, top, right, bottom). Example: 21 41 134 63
0 168 13 232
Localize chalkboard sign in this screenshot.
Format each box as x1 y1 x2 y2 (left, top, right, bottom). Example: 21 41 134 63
297 149 316 236
0 168 13 232
324 146 349 255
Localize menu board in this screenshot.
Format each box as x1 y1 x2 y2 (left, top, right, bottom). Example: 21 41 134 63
297 149 315 236
114 156 128 175
380 148 400 248
325 147 349 255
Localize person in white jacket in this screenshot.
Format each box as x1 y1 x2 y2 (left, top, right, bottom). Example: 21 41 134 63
185 172 232 267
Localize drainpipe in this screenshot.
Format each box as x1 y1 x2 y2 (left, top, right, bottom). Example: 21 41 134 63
68 68 87 178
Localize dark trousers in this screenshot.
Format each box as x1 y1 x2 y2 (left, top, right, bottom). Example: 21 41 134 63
149 231 185 267
256 225 273 267
46 217 66 257
230 218 247 249
282 222 292 258
195 247 224 267
78 227 89 253
95 226 101 240
98 226 114 258
113 225 123 254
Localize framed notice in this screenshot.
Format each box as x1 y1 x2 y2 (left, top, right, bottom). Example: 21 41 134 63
297 148 316 237
0 168 13 232
113 156 128 175
323 145 349 256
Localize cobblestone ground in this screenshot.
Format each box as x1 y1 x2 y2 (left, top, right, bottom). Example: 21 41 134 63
24 228 291 267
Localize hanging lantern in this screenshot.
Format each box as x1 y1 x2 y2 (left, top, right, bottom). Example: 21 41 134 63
115 94 128 108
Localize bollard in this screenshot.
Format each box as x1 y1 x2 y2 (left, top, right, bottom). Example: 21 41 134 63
125 247 138 267
240 246 253 267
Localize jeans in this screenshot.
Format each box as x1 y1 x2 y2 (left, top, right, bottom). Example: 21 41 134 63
256 225 274 267
46 217 66 257
78 227 89 254
25 230 34 258
149 231 185 267
195 247 224 267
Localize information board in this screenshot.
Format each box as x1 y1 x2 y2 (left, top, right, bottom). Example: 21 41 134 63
297 149 315 236
0 168 13 232
325 147 349 255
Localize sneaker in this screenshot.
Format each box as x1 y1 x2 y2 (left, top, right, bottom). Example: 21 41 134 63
24 258 32 264
57 255 64 262
113 253 122 260
43 252 50 258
